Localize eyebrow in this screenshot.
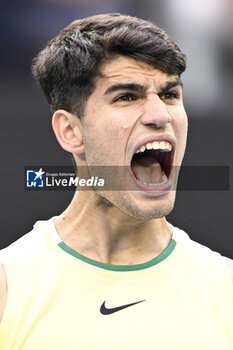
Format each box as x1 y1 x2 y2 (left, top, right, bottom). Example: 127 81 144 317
159 78 183 94
104 83 146 96
103 78 183 96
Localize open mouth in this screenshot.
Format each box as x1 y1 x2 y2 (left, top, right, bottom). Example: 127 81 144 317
130 140 174 189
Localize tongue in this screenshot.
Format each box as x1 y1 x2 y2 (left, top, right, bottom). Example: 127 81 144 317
131 153 163 184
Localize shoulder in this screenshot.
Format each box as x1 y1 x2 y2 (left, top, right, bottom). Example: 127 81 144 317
0 227 38 323
0 264 7 322
0 219 52 322
173 225 233 283
224 257 233 283
0 221 49 263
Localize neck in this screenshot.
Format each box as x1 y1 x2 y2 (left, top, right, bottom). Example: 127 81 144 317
55 190 172 265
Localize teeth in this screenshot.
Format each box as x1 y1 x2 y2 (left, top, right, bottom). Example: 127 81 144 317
165 142 172 151
152 141 159 149
139 145 146 152
160 141 166 149
146 143 153 150
136 141 172 154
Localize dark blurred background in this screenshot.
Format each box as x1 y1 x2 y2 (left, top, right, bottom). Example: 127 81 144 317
0 0 232 257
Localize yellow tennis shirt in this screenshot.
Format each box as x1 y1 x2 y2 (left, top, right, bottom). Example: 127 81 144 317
0 218 232 349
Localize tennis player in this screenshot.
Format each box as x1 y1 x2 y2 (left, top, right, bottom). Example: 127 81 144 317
0 14 232 349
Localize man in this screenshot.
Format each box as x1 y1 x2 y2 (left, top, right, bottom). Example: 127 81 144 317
0 14 232 349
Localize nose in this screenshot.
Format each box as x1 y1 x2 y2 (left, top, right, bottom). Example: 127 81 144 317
140 94 171 129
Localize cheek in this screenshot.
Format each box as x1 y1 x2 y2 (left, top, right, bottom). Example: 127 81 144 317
101 107 134 141
83 121 130 165
110 121 132 141
109 106 144 140
172 109 188 158
173 107 188 138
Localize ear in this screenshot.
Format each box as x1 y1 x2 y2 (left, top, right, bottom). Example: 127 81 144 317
52 110 84 154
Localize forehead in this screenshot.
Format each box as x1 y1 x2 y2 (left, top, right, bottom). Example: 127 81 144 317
97 56 179 90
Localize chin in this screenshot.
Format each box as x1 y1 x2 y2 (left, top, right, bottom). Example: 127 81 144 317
97 189 176 221
123 197 175 220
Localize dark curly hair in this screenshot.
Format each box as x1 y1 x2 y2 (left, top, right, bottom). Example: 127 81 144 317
32 13 186 118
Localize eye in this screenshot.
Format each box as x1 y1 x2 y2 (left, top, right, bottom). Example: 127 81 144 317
160 90 180 102
113 93 138 103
